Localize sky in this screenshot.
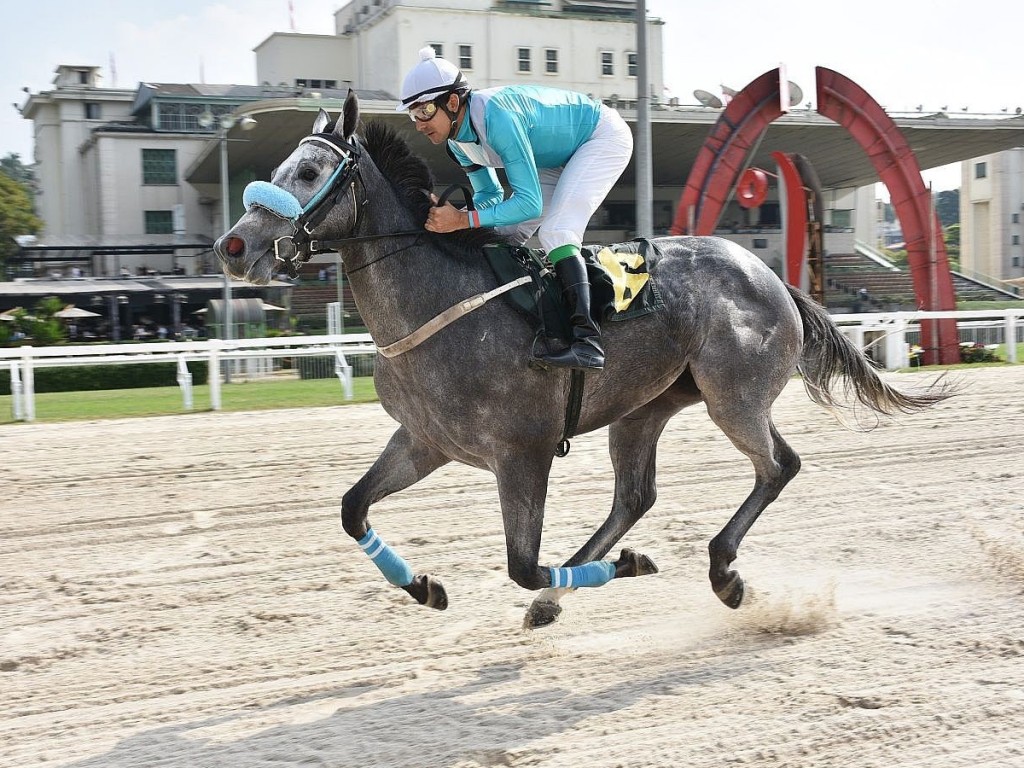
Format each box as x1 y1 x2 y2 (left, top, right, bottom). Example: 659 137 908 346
2 0 1021 192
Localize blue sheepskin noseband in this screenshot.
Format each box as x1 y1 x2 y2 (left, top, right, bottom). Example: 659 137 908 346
242 181 303 222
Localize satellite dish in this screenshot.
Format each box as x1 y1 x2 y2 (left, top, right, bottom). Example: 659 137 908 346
694 89 723 109
787 81 803 107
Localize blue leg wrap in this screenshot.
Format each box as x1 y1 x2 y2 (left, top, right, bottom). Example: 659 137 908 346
549 561 616 589
357 528 414 587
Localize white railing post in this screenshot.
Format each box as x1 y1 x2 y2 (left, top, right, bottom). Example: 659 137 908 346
208 340 222 411
886 315 910 370
8 362 23 421
335 349 353 400
176 354 194 411
1005 311 1018 364
844 325 865 353
20 346 35 422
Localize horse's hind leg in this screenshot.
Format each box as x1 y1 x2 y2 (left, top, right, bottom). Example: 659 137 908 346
525 384 699 628
699 388 801 609
342 426 451 609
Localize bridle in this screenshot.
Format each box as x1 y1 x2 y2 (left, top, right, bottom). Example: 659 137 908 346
242 131 425 278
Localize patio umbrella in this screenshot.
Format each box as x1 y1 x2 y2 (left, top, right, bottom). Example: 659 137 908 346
260 302 287 311
0 306 23 321
54 305 101 319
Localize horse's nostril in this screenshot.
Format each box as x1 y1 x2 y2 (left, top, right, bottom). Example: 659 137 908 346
225 237 245 256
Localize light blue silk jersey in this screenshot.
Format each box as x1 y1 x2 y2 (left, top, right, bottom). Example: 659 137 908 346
448 86 603 229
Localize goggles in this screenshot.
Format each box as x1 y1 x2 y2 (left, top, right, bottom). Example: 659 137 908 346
408 99 441 122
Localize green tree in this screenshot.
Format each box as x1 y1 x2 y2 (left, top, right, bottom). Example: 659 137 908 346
0 171 42 273
934 189 960 227
0 153 34 187
0 296 65 347
944 223 960 269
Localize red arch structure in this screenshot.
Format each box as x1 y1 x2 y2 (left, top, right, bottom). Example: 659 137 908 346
670 67 959 365
816 67 958 364
669 69 784 237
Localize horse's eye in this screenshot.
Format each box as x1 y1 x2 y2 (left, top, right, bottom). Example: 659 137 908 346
300 168 318 183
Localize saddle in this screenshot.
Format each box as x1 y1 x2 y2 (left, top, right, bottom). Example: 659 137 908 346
481 238 665 353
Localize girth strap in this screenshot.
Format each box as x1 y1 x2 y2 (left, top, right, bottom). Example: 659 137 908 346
554 369 585 458
377 276 532 358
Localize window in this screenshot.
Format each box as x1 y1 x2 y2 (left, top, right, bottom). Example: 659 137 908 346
831 209 852 228
84 103 101 119
627 52 637 78
545 48 558 74
600 51 614 76
310 79 322 88
429 43 443 58
144 210 174 234
1013 256 1021 267
1013 213 1020 224
325 79 337 89
295 78 307 87
459 45 473 70
157 102 238 132
517 48 531 73
142 149 177 185
975 162 987 179
752 238 768 249
1013 235 1021 245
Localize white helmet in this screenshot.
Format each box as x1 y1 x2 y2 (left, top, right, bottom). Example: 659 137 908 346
395 46 469 111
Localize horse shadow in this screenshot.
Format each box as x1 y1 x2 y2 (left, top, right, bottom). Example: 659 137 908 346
61 652 756 767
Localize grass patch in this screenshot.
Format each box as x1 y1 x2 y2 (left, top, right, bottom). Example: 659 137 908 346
898 342 1022 372
0 376 379 424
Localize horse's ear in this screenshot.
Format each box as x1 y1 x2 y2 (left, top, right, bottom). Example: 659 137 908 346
311 108 331 135
338 89 360 141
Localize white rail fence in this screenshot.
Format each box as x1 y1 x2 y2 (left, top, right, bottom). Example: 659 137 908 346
1 310 1021 422
1 334 377 422
834 310 1022 369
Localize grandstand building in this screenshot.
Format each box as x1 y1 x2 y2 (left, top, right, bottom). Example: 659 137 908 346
10 0 1024 332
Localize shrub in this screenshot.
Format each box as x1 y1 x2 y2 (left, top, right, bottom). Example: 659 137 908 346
0 360 209 395
959 341 1001 364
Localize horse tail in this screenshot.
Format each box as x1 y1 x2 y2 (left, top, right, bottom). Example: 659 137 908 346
786 284 955 417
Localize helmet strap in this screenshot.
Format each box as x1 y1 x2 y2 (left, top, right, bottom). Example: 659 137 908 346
442 91 468 141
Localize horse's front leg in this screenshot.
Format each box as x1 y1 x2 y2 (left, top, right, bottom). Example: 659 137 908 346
523 395 684 628
496 453 624 607
342 426 451 609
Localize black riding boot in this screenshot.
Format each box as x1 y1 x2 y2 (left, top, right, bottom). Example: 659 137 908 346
538 253 605 370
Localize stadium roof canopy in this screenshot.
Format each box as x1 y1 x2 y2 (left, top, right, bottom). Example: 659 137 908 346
185 95 1024 191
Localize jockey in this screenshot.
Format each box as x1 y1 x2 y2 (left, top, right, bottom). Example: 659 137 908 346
396 46 634 371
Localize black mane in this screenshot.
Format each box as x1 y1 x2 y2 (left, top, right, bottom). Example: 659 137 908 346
358 120 505 251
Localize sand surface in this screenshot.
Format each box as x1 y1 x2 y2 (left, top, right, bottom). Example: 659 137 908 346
2 366 1023 767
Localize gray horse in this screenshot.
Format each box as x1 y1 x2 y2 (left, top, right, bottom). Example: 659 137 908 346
215 92 951 628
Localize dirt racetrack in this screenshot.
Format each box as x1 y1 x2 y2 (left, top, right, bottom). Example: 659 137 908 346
2 365 1023 768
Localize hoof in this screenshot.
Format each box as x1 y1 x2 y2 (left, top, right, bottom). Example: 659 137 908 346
713 571 744 609
403 574 448 610
613 548 660 578
523 599 562 630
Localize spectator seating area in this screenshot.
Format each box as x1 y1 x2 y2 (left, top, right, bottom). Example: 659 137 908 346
823 252 1013 310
